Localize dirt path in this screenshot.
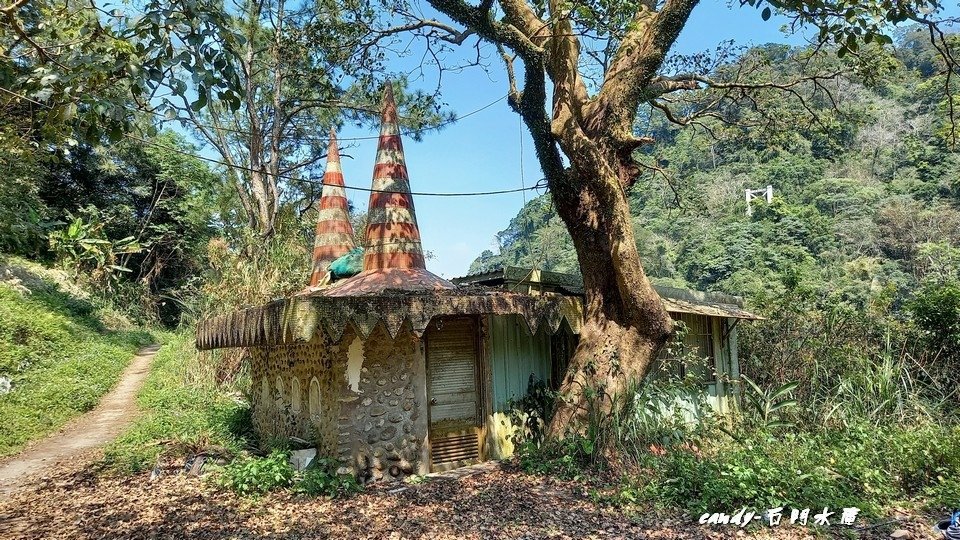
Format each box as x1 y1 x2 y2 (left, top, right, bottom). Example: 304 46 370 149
0 344 160 497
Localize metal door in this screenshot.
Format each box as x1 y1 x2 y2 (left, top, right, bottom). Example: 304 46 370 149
426 316 481 469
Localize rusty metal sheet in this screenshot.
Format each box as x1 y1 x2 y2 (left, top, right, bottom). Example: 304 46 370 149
324 268 455 296
661 297 764 320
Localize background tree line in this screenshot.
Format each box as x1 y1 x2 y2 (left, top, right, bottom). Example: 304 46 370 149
0 0 448 326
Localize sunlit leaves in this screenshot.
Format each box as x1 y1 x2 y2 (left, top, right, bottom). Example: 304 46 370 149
0 0 244 144
742 0 938 59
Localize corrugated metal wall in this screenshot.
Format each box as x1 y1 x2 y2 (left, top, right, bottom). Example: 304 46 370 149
653 313 739 414
487 313 740 416
488 315 552 412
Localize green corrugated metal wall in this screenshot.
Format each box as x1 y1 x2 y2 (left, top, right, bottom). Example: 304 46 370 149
489 315 552 412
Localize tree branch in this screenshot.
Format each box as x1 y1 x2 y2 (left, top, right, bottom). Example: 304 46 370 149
592 0 700 137
375 18 476 44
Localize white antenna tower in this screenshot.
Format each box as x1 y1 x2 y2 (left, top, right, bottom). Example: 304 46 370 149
745 185 773 216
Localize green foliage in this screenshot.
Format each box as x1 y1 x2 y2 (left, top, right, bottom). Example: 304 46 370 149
471 44 960 443
528 419 960 514
467 196 579 275
103 333 251 474
294 457 363 498
506 375 556 447
516 436 597 481
517 344 958 514
0 256 153 456
198 224 311 316
613 379 714 452
739 375 799 430
634 423 960 514
1 0 243 143
908 280 960 360
218 450 294 495
48 208 142 285
0 128 224 327
518 358 717 480
38 133 223 326
0 125 47 256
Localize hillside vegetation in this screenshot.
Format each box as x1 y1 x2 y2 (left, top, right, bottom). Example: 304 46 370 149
469 37 960 513
0 256 153 456
471 37 960 416
472 38 959 301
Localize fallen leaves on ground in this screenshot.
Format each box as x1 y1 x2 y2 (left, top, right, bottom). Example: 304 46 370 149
0 454 941 540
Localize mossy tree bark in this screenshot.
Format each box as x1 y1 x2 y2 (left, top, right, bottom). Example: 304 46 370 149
421 0 699 436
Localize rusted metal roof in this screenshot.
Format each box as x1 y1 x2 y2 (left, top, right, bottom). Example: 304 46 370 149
658 288 763 321
452 267 763 321
453 266 584 295
195 289 584 350
323 268 455 296
196 269 762 351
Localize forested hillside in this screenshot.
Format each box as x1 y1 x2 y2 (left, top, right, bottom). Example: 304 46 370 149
472 33 959 313
471 35 960 440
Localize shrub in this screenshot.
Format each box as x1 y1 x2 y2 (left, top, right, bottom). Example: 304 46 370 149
628 423 960 514
294 457 363 498
506 375 556 447
516 436 597 480
218 450 294 495
909 280 960 361
611 371 717 454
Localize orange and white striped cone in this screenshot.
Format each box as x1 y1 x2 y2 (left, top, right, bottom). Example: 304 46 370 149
363 82 427 272
309 128 356 286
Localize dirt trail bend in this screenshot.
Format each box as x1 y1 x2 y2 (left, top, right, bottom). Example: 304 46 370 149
0 344 160 497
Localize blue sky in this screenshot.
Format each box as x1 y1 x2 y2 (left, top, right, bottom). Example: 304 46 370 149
331 1 812 278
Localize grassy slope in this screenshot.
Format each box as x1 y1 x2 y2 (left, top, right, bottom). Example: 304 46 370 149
0 256 154 456
102 334 250 474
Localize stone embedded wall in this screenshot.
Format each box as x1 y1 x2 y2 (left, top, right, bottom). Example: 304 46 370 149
337 323 427 482
249 327 354 455
248 322 428 482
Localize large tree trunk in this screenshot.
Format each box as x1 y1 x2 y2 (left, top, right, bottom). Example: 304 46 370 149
421 0 698 442
546 162 674 437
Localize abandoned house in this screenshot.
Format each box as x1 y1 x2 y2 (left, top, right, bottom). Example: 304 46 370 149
195 84 761 481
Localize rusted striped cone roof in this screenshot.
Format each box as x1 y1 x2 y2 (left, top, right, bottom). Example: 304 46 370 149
309 128 356 286
322 81 454 296
363 82 426 271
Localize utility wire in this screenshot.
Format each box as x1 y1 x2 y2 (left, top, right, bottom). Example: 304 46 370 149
125 132 544 197
0 87 508 143
1 86 546 198
148 94 508 143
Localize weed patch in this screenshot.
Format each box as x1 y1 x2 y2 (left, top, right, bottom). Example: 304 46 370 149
521 423 960 516
102 334 251 473
294 457 363 498
217 449 294 495
0 258 154 456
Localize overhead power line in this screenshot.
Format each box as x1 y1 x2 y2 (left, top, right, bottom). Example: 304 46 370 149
146 95 509 143
124 132 544 197
0 86 545 198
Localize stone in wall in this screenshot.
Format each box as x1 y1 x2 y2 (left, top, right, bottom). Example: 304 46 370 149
339 322 425 483
249 321 426 483
249 327 352 455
